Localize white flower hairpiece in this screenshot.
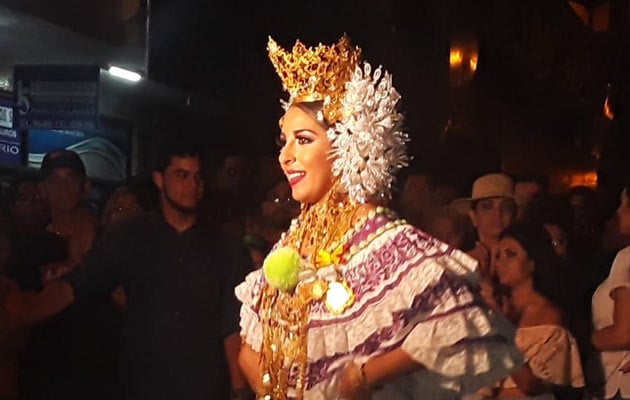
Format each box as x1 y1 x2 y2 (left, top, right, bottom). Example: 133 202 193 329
329 62 409 204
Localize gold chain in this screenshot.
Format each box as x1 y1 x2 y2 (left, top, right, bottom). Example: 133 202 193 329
259 188 359 399
286 188 358 265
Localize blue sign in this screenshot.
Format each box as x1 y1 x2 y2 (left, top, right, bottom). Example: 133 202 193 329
0 128 22 166
13 65 99 131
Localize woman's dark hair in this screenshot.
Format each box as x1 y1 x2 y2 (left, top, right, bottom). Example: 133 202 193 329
499 223 573 316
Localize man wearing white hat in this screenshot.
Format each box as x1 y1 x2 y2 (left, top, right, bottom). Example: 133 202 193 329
453 173 518 311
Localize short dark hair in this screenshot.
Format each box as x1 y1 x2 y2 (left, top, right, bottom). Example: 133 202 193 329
154 137 205 173
40 149 86 179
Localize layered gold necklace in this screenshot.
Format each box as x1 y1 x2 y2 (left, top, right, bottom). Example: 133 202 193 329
258 188 359 399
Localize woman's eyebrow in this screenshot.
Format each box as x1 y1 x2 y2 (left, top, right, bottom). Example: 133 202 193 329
293 128 316 135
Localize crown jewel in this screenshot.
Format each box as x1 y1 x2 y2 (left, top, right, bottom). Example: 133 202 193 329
267 35 362 124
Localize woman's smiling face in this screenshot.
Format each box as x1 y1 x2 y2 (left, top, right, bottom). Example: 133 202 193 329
278 105 334 205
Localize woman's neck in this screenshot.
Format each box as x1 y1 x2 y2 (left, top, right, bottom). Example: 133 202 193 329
477 232 499 249
289 192 365 262
509 282 536 311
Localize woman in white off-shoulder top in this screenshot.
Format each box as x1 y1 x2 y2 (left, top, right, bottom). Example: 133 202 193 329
492 224 585 399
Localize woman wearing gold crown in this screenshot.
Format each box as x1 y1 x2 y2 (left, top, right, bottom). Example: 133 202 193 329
235 36 523 400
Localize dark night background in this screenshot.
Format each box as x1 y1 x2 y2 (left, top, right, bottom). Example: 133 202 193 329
148 0 630 192
2 0 629 192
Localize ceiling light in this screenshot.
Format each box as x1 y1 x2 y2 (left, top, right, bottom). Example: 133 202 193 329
107 66 141 82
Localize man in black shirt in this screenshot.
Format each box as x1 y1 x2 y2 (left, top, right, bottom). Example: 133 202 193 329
11 140 252 400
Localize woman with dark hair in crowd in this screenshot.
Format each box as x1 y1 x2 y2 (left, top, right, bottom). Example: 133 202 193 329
588 180 630 400
519 194 592 364
492 223 585 399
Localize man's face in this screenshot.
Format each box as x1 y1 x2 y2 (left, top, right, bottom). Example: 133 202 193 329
154 156 204 214
42 168 87 212
469 197 517 240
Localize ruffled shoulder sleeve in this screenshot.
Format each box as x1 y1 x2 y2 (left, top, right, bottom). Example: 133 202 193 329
510 325 585 388
235 268 266 351
306 219 524 398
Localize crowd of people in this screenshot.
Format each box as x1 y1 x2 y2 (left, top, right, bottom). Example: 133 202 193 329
0 34 628 400
394 170 630 400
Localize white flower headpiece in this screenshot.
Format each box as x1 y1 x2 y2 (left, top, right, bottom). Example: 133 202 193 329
328 62 409 203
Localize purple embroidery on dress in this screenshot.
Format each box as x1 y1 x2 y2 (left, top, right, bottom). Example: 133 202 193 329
306 323 403 390
347 213 392 247
304 273 488 389
310 227 463 323
395 273 472 324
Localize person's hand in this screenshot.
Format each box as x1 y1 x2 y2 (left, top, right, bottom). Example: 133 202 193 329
237 344 264 394
468 242 491 278
338 361 373 400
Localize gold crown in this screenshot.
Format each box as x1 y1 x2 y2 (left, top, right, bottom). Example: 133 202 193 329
267 35 362 124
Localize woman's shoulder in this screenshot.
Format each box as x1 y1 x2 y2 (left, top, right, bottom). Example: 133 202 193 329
610 245 630 271
617 245 630 258
612 245 630 270
518 297 564 328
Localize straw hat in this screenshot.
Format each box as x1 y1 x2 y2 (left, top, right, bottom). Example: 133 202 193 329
452 173 515 212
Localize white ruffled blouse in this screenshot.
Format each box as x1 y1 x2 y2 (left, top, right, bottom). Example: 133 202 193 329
236 211 524 399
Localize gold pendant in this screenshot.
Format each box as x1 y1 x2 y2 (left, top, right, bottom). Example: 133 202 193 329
325 280 354 314
297 279 328 304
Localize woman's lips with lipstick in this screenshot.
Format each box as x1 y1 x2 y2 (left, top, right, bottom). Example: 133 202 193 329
286 171 305 186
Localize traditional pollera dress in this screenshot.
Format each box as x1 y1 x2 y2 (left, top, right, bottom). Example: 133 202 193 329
236 208 523 399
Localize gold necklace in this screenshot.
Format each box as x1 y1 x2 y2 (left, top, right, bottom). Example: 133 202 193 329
288 191 358 264
259 188 359 399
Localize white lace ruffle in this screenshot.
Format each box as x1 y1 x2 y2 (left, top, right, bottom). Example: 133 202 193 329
235 271 264 352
